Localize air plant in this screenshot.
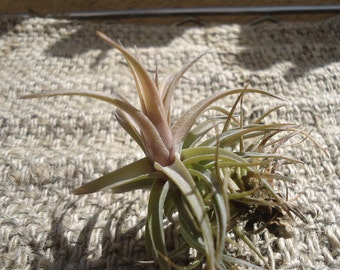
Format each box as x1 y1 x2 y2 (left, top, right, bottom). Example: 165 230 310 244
21 31 317 269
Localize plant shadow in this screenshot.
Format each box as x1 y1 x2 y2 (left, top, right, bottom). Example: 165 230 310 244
230 17 339 81
0 17 27 36
43 21 186 61
31 197 158 270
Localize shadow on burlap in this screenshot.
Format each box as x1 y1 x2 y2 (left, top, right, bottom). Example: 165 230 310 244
0 16 339 269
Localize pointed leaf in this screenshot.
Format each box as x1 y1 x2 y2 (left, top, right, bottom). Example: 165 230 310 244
182 118 226 149
222 87 246 133
160 49 209 116
96 31 173 151
72 157 159 194
181 147 257 168
97 31 163 116
238 151 303 165
172 88 286 152
253 105 285 125
20 90 171 165
200 124 295 148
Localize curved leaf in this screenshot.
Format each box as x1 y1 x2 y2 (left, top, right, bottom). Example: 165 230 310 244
188 163 228 264
20 90 171 165
145 180 170 270
181 147 256 168
96 31 173 151
172 88 286 152
234 226 271 269
154 156 217 269
200 124 296 148
72 157 159 194
238 151 303 165
182 118 226 149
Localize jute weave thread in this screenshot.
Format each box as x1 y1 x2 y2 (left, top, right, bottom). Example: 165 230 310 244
0 16 339 269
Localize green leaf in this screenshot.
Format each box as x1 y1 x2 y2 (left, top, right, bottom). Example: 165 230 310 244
72 157 160 194
174 193 206 252
238 152 303 165
188 164 228 263
172 88 286 153
234 226 271 270
145 180 170 270
158 251 205 270
182 118 226 149
200 124 295 148
181 147 257 169
154 156 217 269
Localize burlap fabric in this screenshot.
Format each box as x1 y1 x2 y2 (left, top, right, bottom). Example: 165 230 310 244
0 16 339 270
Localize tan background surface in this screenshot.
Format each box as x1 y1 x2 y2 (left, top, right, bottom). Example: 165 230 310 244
0 15 339 269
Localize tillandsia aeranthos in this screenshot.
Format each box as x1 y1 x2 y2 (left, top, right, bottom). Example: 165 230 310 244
21 31 321 269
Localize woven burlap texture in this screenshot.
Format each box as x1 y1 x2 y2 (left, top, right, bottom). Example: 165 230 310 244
0 17 339 270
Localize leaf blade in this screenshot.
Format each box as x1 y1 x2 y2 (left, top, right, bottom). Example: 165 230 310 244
154 156 217 269
72 157 158 194
20 90 172 165
145 180 171 270
172 88 286 152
